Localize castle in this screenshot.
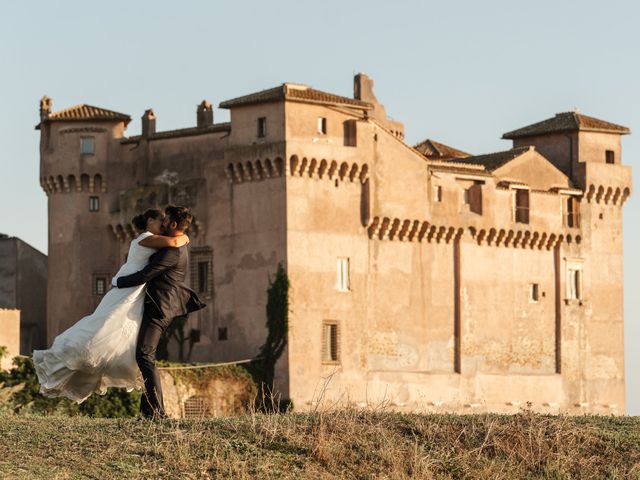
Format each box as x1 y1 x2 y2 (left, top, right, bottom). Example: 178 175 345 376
38 74 632 414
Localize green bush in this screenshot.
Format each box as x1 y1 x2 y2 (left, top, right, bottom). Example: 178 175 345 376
0 356 140 418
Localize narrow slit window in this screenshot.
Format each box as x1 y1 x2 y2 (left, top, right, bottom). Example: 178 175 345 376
530 283 539 302
566 268 582 300
515 189 530 224
218 327 228 341
434 185 442 202
336 257 350 291
197 261 209 294
89 196 100 212
317 117 327 134
257 117 267 138
322 322 339 363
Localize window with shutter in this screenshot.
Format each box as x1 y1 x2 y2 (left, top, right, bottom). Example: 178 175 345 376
343 120 357 147
469 183 483 215
515 189 530 224
322 322 340 363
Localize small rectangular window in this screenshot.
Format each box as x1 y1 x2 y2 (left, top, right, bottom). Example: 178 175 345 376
189 329 201 343
343 120 357 147
566 268 582 300
257 117 267 138
565 197 581 228
605 150 615 164
95 277 106 296
336 257 350 291
463 189 470 205
515 189 530 224
89 196 100 212
80 137 94 155
434 185 442 202
190 247 213 299
317 117 327 134
322 322 339 363
197 261 209 294
218 327 228 341
530 283 539 302
469 183 483 215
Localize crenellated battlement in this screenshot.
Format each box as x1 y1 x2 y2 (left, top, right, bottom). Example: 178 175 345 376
584 184 631 205
225 157 285 183
40 173 106 195
367 215 577 249
288 155 369 183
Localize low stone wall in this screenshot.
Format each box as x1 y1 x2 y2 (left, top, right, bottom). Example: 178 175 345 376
159 365 256 419
0 309 20 371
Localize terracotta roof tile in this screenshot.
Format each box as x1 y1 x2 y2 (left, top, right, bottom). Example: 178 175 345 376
457 146 533 171
219 84 372 109
503 112 630 139
44 104 131 125
414 138 471 160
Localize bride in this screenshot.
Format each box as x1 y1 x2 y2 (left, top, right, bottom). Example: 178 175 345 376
33 209 189 403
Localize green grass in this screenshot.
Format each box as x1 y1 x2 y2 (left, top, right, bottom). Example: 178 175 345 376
0 410 638 479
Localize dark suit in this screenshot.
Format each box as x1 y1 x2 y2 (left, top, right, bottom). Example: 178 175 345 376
117 246 205 418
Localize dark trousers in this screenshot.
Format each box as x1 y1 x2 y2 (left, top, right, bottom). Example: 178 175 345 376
136 300 170 419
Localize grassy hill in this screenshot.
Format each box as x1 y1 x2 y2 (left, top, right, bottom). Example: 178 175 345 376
0 410 638 479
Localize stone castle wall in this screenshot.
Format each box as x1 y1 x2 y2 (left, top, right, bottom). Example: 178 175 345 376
38 75 631 414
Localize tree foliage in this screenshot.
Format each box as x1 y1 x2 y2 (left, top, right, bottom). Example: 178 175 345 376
246 262 290 411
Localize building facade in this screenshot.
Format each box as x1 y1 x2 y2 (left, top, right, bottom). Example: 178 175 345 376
38 74 632 414
0 235 47 354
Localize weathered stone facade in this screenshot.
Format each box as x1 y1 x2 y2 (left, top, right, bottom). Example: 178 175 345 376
38 74 632 414
0 235 47 354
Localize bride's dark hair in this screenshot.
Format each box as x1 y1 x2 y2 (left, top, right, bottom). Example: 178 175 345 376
131 209 163 232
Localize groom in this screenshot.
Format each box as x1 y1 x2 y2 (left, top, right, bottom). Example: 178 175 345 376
113 205 205 419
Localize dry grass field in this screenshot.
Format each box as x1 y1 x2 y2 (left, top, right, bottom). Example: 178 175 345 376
0 409 638 479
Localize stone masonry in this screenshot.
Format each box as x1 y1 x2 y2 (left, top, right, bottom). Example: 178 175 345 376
37 74 632 414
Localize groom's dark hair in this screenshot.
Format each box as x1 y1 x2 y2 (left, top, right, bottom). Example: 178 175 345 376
165 205 193 231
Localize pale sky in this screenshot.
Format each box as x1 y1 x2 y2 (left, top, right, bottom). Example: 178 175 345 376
1 0 638 414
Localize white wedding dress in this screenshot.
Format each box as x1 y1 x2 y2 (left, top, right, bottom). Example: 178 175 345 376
33 231 156 403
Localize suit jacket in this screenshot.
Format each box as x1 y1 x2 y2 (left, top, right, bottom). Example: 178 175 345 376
117 246 206 320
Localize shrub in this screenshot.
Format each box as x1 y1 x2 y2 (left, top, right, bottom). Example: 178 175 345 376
0 356 140 418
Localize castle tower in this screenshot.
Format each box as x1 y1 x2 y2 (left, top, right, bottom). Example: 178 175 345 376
37 97 132 343
504 112 632 412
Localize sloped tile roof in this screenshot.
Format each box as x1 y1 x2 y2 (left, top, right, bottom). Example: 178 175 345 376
40 104 131 127
414 138 471 160
219 84 372 109
503 112 630 139
457 146 533 171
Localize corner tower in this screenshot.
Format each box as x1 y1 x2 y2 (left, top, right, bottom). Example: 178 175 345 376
504 112 632 412
37 97 131 343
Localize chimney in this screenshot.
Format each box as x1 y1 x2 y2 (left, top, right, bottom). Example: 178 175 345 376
141 109 156 137
353 73 376 103
40 96 52 121
197 100 214 128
